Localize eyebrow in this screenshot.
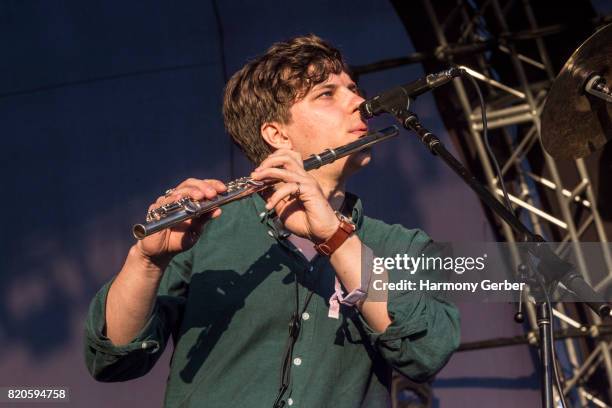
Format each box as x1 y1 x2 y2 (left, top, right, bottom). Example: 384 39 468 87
312 83 358 93
313 84 336 92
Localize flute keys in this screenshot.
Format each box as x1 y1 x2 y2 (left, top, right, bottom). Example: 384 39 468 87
182 199 202 215
145 198 192 222
247 179 265 187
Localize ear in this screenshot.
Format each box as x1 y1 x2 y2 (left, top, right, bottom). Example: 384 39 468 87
261 122 293 150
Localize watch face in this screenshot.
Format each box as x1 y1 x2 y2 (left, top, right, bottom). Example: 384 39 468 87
336 211 356 226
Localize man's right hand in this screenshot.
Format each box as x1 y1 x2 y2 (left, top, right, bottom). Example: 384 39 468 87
134 178 227 269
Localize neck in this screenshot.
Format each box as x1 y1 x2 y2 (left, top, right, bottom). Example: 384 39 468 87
313 174 346 211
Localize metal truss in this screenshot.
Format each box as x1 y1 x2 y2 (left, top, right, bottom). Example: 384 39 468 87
418 0 612 406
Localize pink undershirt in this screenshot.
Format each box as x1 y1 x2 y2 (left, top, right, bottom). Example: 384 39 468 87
286 234 344 319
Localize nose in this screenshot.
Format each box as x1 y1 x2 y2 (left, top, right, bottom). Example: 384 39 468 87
350 90 368 124
349 88 366 114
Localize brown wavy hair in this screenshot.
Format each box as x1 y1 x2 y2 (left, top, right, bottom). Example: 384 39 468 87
222 34 349 165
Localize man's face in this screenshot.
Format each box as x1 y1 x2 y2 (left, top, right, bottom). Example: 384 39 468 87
282 71 370 178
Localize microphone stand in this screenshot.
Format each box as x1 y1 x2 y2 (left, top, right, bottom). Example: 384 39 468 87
386 106 610 407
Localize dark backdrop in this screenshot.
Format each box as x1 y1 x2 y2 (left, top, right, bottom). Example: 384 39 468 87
4 0 598 406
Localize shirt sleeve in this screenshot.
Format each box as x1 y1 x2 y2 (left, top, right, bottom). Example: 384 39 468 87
83 250 193 382
357 225 461 382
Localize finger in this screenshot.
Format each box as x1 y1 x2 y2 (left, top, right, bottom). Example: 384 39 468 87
276 149 304 168
175 177 201 189
255 155 304 174
265 182 300 210
152 192 173 206
258 149 304 169
174 184 221 201
203 179 227 193
250 167 300 183
148 194 183 216
149 199 163 210
147 187 211 223
175 186 217 201
176 178 225 196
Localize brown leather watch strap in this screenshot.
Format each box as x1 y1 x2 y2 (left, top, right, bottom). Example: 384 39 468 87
314 213 356 256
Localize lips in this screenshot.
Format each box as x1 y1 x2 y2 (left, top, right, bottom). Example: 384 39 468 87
349 127 369 137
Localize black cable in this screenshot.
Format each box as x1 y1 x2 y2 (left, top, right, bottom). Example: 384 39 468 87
273 274 314 408
462 71 515 217
464 72 569 407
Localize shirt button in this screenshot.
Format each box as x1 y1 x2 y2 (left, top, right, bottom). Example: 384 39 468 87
293 357 302 366
141 341 159 353
287 398 294 406
309 265 314 272
301 312 310 321
268 230 274 237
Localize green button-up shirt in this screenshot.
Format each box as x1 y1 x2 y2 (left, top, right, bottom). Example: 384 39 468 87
84 192 460 407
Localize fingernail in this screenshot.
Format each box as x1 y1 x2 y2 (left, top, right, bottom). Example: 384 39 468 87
254 167 261 172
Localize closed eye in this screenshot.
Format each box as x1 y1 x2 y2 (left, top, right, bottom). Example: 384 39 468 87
348 84 362 96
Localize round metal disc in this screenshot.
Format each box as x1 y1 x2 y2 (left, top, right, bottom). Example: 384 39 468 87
541 23 612 160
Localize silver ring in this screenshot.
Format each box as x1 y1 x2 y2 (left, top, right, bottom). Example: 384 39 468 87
164 188 175 197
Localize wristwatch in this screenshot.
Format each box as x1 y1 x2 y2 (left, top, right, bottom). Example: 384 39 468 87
314 212 356 256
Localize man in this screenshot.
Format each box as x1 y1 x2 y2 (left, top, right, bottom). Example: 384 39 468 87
84 34 460 407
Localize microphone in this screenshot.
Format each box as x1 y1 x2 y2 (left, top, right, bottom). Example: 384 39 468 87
359 67 464 118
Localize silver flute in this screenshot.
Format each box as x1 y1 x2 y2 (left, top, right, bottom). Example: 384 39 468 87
133 125 399 239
